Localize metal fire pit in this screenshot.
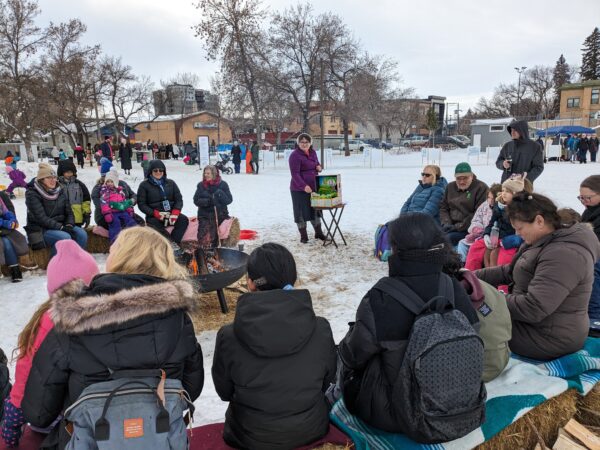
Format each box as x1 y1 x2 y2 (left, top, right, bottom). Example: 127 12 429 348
191 248 248 313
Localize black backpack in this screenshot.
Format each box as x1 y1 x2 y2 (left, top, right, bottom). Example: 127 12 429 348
374 274 486 443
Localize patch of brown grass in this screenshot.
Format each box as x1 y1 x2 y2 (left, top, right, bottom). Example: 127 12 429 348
189 280 248 332
576 384 600 430
477 389 579 450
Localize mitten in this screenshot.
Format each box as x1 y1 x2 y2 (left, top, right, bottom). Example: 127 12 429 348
469 226 483 237
153 209 162 220
169 209 180 226
2 399 25 447
483 234 494 249
104 214 113 224
501 234 524 249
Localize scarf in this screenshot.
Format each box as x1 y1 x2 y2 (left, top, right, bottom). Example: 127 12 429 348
149 175 167 200
33 179 61 201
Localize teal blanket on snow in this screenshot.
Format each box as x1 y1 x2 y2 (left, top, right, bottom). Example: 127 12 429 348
330 337 600 450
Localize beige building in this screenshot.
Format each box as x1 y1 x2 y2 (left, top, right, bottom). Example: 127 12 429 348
559 80 600 127
135 111 232 145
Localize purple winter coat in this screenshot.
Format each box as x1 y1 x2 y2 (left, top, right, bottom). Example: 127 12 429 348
289 147 320 192
9 169 27 184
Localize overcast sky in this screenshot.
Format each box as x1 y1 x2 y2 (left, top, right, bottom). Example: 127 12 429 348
37 0 600 112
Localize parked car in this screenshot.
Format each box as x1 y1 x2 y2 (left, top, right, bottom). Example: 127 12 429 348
339 139 372 152
448 135 471 147
426 136 461 148
400 135 429 147
364 139 393 149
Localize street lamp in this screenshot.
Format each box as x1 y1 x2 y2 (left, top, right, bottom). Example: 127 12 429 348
514 66 527 118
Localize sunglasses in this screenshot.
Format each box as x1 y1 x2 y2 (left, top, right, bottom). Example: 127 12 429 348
421 173 433 177
152 168 164 173
577 194 598 201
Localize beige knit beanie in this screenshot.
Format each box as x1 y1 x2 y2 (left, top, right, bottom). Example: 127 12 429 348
37 163 56 180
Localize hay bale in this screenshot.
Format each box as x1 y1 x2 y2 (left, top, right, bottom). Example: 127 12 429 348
0 253 38 276
86 228 110 254
477 389 579 450
576 384 600 429
221 217 240 248
29 247 51 270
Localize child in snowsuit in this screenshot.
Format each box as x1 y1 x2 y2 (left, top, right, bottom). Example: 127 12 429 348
100 168 137 243
1 240 98 447
4 166 27 199
465 176 527 271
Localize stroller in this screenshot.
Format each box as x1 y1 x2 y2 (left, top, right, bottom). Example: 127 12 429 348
215 153 233 174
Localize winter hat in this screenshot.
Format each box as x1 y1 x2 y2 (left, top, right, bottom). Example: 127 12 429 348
502 176 525 194
46 240 99 295
105 168 119 186
37 163 56 180
100 158 113 176
57 159 77 177
454 162 472 175
247 243 297 291
296 133 312 145
4 165 13 173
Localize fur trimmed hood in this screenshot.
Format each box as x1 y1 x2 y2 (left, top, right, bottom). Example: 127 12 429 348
50 275 196 334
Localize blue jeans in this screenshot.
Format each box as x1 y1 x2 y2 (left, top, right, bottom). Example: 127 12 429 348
43 227 88 257
446 230 467 246
456 240 470 263
234 162 241 173
589 260 600 330
1 237 18 266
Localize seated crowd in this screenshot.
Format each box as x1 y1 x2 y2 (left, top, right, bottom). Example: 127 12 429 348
1 154 600 449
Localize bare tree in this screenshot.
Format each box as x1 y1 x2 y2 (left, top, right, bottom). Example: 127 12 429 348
522 65 554 118
0 0 49 160
194 0 268 146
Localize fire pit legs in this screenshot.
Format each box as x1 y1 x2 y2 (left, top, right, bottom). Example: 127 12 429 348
216 289 229 313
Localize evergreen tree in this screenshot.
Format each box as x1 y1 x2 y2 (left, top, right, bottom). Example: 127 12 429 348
551 54 571 116
581 27 600 81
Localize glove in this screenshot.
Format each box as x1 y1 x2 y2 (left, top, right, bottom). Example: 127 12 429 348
153 209 162 220
501 234 524 249
2 399 25 447
483 234 494 249
123 199 133 209
104 214 113 224
169 209 180 226
82 213 91 229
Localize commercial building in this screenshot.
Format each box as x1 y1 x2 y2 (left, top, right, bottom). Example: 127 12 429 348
558 80 600 127
153 84 219 116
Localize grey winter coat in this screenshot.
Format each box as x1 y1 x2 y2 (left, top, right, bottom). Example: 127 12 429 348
476 223 600 360
496 120 544 183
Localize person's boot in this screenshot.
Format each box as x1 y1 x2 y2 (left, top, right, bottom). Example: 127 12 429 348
10 265 22 283
299 227 309 244
314 224 327 241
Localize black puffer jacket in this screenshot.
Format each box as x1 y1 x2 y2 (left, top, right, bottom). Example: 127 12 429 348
496 120 544 182
25 178 74 232
212 289 337 450
582 204 600 241
21 274 204 445
338 257 479 433
483 203 515 239
193 180 232 219
137 160 184 217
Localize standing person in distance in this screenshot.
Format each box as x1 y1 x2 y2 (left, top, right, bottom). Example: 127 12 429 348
577 134 590 164
231 141 242 174
74 143 85 170
288 133 327 243
119 137 133 175
250 140 259 174
137 160 188 247
496 120 544 183
99 136 113 161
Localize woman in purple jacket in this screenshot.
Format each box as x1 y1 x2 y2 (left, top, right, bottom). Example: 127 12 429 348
288 133 327 243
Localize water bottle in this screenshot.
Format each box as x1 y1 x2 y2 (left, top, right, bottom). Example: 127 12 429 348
490 221 500 248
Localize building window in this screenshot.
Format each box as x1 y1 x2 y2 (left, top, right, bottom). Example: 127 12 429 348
489 125 505 132
567 97 580 108
592 89 599 105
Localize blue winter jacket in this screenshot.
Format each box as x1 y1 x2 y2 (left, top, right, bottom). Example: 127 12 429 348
400 177 448 223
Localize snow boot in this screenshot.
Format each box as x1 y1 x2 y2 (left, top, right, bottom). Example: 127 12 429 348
10 265 22 283
299 227 309 244
314 224 327 241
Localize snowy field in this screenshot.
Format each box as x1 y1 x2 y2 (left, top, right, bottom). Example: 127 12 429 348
0 148 598 425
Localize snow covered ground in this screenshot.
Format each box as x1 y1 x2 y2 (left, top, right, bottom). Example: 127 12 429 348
1 148 598 425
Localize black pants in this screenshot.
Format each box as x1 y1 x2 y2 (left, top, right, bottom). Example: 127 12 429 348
250 161 259 174
146 214 189 244
76 152 85 169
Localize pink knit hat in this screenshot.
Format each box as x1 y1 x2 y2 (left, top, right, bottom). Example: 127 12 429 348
4 165 13 173
47 240 99 295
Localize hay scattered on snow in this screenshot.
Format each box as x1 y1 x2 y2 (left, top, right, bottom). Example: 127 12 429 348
576 384 600 429
189 280 248 332
477 389 579 450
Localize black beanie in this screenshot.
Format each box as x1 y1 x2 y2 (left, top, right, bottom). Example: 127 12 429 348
247 243 297 291
57 159 77 177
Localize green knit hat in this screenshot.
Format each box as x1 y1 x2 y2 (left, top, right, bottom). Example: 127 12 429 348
455 162 472 175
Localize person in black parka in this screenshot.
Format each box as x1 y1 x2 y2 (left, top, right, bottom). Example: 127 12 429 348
137 160 188 244
119 138 133 174
193 165 232 249
231 141 242 174
337 213 479 433
212 243 337 450
21 227 204 450
496 120 544 183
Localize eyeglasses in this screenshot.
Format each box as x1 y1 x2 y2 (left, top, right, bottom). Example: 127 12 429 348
577 194 599 201
421 173 433 177
152 168 164 173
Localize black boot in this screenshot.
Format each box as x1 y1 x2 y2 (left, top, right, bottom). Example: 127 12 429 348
10 265 22 283
299 227 309 244
314 224 327 241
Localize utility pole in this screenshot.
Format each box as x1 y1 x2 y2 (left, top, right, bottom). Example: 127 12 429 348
514 66 527 118
319 59 325 168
